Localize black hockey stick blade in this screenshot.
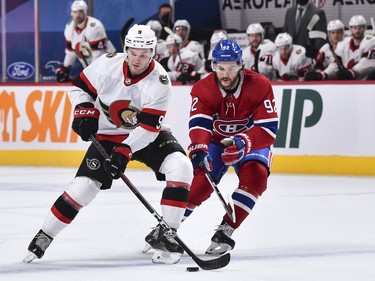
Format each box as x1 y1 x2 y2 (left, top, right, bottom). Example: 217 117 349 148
120 17 135 48
89 136 231 270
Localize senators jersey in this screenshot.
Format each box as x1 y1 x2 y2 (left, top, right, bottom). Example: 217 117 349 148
167 48 204 81
314 43 336 70
242 39 277 79
64 16 115 68
324 35 375 79
272 44 312 81
69 53 172 153
189 69 278 150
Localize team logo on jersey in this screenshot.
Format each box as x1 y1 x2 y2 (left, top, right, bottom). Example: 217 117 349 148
125 78 132 85
99 98 140 129
213 118 252 137
106 52 115 58
296 49 302 55
90 22 96 27
86 158 101 170
159 74 169 85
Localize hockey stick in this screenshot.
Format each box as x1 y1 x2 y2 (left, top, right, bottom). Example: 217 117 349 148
164 26 183 62
120 18 135 49
90 136 231 270
205 172 236 223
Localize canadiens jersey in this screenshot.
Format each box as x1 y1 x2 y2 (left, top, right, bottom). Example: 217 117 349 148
167 48 204 81
69 53 172 152
324 35 375 79
64 16 115 68
242 39 276 79
189 69 278 150
272 44 312 81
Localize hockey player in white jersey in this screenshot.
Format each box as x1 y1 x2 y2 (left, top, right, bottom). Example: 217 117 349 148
146 20 169 63
24 24 193 265
314 15 375 80
272 32 312 81
305 19 345 81
242 23 276 79
173 19 205 59
56 0 116 82
165 34 204 84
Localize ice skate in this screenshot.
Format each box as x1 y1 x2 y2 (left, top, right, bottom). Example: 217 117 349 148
23 229 53 263
145 224 183 264
143 224 161 253
205 222 235 255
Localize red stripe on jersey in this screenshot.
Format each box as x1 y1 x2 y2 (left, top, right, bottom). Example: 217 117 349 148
63 191 83 210
161 199 188 208
79 72 98 95
142 107 166 116
89 38 106 50
166 180 190 188
96 134 128 143
51 205 72 224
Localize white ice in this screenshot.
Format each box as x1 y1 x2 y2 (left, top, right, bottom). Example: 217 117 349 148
1 166 375 281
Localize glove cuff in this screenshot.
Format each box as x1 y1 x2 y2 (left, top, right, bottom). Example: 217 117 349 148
188 143 208 155
237 133 252 154
73 104 100 119
114 144 132 161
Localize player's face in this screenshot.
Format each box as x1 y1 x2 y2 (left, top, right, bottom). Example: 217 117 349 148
72 10 86 25
350 25 365 40
214 61 241 90
328 29 344 45
127 48 153 76
249 33 262 49
278 45 292 60
174 26 188 41
167 43 179 56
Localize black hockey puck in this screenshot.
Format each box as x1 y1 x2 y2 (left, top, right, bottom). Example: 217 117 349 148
186 267 199 272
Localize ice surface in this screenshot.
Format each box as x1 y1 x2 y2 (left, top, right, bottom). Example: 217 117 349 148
1 167 374 281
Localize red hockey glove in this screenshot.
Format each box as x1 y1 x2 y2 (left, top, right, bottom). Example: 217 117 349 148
56 66 71 83
188 143 213 172
221 133 251 166
104 144 132 179
72 103 100 141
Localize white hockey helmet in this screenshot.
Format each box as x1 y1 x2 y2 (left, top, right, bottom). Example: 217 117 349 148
210 30 228 46
349 15 367 27
124 24 157 56
327 20 345 31
275 32 293 48
146 20 162 32
165 34 182 46
173 19 191 33
71 0 88 12
246 23 265 40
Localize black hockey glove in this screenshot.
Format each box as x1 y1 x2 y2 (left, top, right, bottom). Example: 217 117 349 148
337 68 356 80
305 46 319 59
304 70 326 81
104 144 132 179
177 72 201 84
188 143 212 172
56 66 71 83
71 103 100 141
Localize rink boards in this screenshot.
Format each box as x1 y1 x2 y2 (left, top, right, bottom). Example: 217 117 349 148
0 82 374 176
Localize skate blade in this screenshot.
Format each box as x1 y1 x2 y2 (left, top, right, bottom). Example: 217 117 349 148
23 251 38 263
205 242 232 255
152 250 181 264
142 243 153 253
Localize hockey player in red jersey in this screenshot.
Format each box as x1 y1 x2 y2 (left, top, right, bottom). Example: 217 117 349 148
56 0 116 82
24 24 192 265
185 39 278 255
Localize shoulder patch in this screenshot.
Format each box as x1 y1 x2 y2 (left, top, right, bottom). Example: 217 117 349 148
159 74 169 85
296 48 302 55
106 52 116 58
90 22 96 27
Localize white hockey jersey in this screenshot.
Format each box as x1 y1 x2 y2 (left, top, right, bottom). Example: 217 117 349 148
242 39 276 79
64 16 116 68
167 47 204 81
155 39 169 62
315 43 336 70
68 53 172 152
324 35 375 79
184 40 205 59
272 44 312 81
